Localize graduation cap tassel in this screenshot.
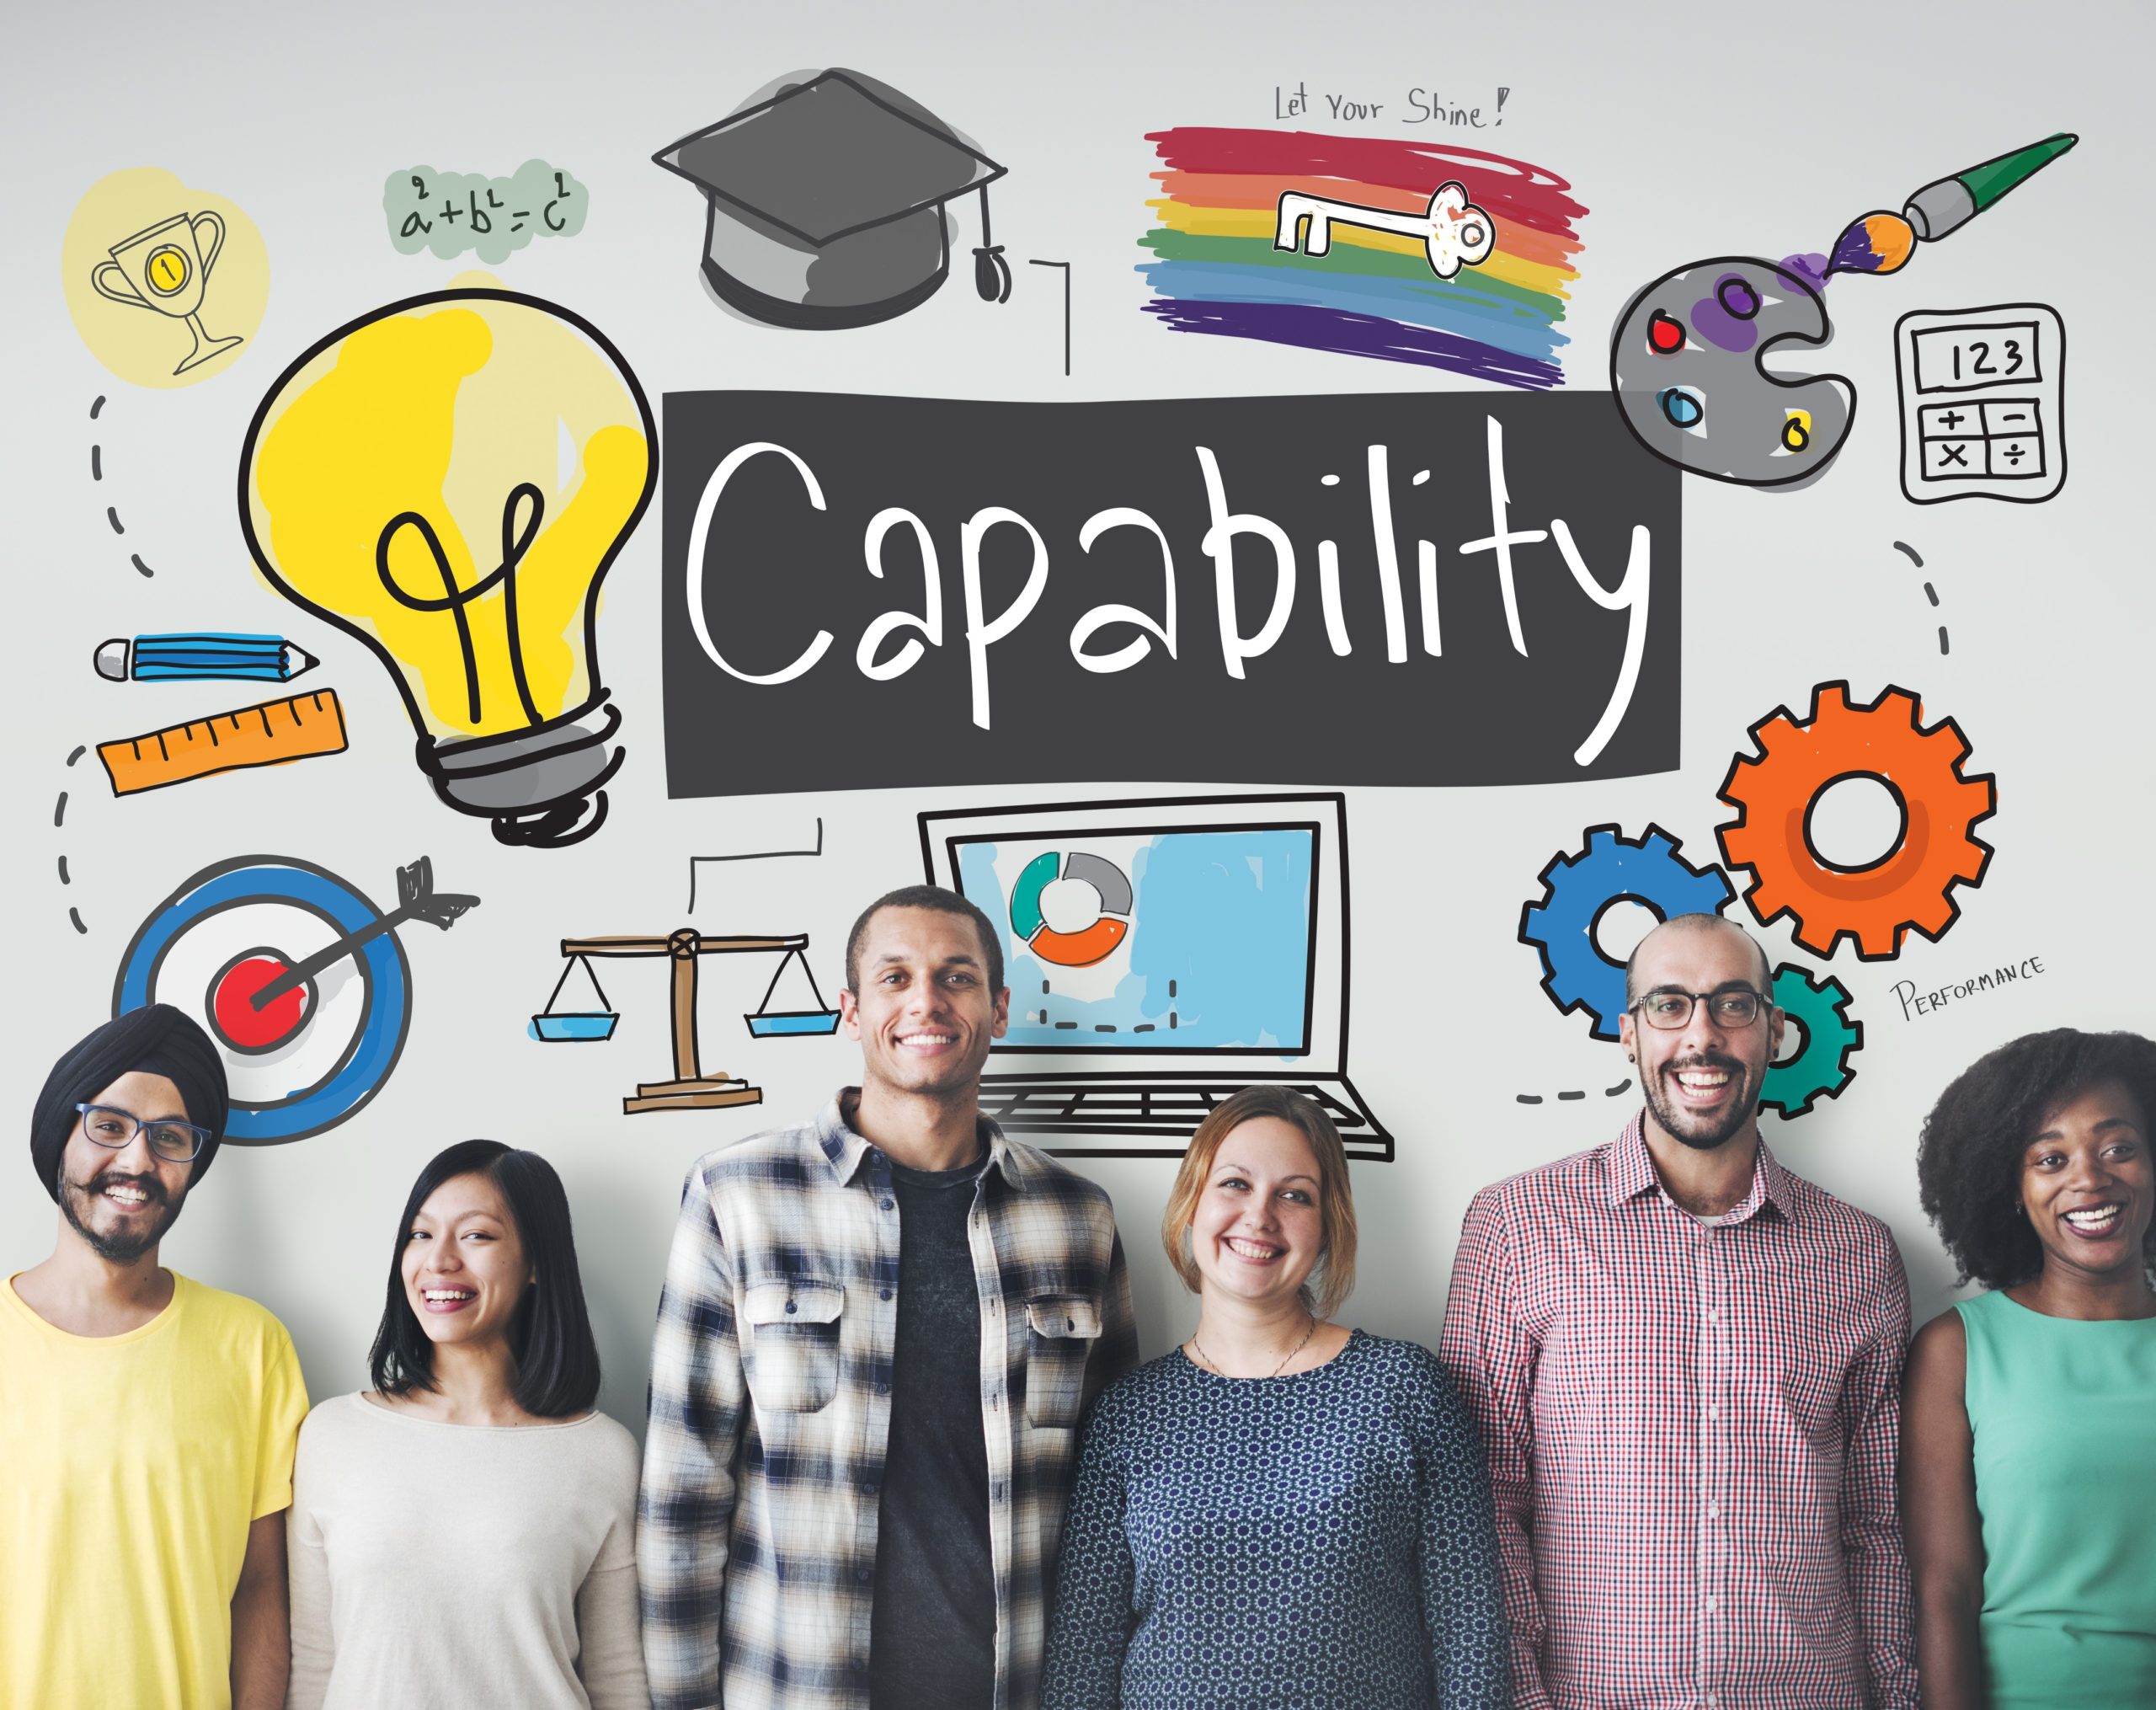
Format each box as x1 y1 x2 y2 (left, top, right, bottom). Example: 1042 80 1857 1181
973 183 1012 305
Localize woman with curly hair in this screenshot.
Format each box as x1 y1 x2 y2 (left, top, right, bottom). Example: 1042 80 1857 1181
1903 1028 2156 1710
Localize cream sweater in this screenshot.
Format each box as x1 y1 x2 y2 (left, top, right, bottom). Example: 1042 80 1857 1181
286 1392 649 1710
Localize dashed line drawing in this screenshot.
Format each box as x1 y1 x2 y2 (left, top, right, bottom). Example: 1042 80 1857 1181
1892 541 1948 653
1516 1077 1633 1106
59 746 86 932
1030 977 1177 1034
90 400 154 575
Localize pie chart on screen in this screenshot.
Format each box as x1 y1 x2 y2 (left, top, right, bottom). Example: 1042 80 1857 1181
1010 851 1133 967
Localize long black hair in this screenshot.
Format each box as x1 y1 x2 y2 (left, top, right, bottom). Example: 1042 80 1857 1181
368 1139 602 1417
1916 1029 2156 1290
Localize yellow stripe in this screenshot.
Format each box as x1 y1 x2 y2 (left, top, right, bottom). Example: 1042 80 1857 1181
1150 200 1577 294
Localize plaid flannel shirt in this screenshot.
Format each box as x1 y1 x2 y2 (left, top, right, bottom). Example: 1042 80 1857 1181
1438 1116 1919 1710
638 1093 1139 1710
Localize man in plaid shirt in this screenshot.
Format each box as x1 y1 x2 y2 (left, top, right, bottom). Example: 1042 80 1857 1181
638 884 1139 1710
1441 913 1919 1709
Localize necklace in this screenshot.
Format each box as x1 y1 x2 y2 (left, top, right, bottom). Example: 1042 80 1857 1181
1191 1312 1318 1379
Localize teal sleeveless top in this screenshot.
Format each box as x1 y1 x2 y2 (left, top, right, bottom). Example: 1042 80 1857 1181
1957 1287 2156 1709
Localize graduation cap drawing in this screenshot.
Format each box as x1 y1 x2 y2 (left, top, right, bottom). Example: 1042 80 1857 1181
654 69 1012 331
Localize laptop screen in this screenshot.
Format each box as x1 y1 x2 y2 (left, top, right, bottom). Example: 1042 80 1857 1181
951 820 1320 1055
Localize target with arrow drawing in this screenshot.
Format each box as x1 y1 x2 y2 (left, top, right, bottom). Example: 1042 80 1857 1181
112 854 478 1146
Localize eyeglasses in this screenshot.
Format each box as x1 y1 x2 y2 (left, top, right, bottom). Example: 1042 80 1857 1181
73 1103 211 1163
1630 988 1768 1030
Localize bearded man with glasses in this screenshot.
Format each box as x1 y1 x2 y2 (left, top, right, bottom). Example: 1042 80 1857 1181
2 1005 309 1710
1440 911 1919 1710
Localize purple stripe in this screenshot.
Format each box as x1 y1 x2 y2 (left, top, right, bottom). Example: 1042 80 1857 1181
1141 298 1564 389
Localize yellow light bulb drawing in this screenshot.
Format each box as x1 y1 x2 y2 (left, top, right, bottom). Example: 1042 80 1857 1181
239 287 657 847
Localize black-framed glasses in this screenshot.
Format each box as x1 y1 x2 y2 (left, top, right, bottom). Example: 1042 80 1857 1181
73 1103 211 1163
1630 987 1768 1030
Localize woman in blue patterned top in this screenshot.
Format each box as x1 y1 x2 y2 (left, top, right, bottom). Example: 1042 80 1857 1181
1042 1085 1509 1709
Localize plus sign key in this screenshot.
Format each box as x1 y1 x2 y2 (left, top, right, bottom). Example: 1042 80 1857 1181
1917 403 1983 480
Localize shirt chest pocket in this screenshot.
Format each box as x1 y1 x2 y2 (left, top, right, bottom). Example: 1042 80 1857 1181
1023 1295 1102 1429
744 1279 845 1414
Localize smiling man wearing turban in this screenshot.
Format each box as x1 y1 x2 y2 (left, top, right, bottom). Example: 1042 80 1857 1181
1 1005 310 1710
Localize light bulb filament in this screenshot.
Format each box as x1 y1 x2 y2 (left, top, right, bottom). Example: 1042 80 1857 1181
375 483 547 726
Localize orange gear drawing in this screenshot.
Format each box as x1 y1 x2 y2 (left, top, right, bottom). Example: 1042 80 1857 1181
1716 681 1996 960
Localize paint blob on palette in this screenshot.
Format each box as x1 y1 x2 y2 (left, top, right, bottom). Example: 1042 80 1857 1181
1138 129 1587 389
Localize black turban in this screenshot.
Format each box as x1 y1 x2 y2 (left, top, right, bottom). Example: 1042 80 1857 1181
30 1005 230 1202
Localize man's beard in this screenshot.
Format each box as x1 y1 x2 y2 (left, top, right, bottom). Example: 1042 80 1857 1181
1641 1054 1758 1152
58 1165 185 1264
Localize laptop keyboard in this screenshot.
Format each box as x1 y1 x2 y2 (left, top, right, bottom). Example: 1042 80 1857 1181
979 1083 1369 1132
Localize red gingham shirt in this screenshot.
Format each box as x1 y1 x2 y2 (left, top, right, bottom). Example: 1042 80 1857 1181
1438 1117 1919 1710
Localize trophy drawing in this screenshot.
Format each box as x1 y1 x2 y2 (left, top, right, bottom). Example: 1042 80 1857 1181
91 212 245 374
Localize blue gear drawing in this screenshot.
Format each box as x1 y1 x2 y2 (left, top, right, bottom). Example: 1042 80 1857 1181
1518 824 1735 1039
1761 960 1863 1120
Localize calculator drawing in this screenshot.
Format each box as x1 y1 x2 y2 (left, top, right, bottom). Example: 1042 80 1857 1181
1895 304 2066 505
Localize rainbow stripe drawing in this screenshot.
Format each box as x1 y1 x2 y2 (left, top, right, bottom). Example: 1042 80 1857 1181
1139 128 1588 389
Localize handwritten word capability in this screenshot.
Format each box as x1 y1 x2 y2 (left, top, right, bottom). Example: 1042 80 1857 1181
1892 954 2046 1019
384 161 588 264
660 390 1679 800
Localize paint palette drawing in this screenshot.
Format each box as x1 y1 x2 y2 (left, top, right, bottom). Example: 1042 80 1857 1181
1610 255 1854 487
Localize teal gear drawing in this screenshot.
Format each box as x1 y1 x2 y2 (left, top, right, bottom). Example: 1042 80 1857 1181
1762 960 1863 1119
1518 824 1735 1040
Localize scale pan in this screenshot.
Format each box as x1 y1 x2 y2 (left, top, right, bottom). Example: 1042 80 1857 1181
532 1012 620 1043
746 1009 841 1039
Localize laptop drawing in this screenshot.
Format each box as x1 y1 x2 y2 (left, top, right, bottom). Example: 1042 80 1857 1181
916 792 1392 1160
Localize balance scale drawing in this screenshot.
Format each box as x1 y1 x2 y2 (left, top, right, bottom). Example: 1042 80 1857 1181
114 855 478 1145
534 928 839 1114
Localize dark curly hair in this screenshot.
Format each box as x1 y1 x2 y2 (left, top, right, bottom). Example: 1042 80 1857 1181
1916 1028 2156 1290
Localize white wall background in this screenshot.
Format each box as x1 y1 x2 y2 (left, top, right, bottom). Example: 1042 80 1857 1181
6 0 2152 1440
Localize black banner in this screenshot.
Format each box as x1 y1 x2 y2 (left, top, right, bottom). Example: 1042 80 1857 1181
661 391 1680 796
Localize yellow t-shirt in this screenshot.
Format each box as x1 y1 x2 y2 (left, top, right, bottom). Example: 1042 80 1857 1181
0 1270 309 1710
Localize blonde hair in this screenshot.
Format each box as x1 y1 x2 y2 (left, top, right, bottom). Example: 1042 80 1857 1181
1160 1085 1359 1317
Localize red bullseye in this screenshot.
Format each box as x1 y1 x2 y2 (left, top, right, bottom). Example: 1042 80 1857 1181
212 955 309 1050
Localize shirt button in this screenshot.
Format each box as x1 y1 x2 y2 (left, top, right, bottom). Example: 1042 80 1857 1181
861 1480 878 1498
874 1381 890 1396
880 1198 894 1211
784 1300 798 1314
1707 1404 1720 1421
879 1287 893 1301
1705 1595 1718 1614
1707 1503 1720 1520
855 1565 873 1584
1707 1308 1720 1323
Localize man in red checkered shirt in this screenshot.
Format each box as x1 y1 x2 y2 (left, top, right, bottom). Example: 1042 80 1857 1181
1440 913 1919 1709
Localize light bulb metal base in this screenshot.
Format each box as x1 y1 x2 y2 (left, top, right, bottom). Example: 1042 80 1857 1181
421 692 623 850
